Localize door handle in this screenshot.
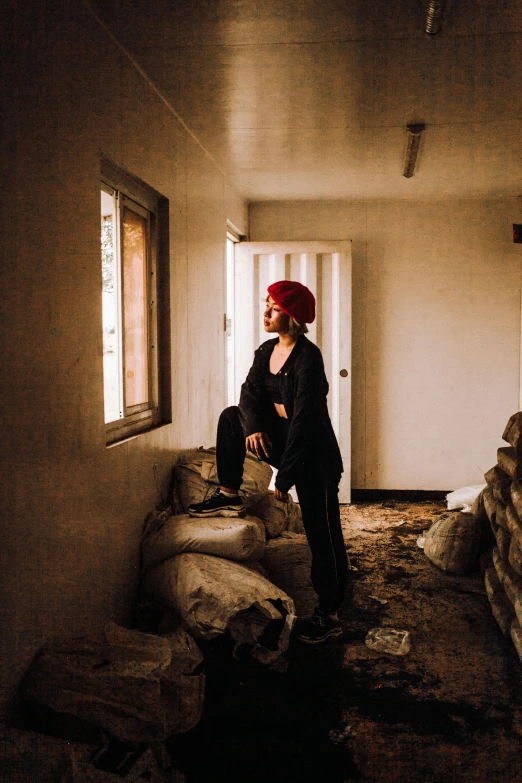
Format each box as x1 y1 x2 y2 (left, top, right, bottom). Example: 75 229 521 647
339 369 348 378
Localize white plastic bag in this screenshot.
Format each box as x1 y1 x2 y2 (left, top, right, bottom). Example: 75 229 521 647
446 484 487 510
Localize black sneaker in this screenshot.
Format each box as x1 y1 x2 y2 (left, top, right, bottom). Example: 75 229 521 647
295 612 342 644
188 490 246 518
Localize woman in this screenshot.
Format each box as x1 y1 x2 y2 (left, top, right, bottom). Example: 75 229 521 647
189 280 348 644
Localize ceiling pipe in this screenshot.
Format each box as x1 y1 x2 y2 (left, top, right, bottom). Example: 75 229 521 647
424 0 446 34
403 124 426 178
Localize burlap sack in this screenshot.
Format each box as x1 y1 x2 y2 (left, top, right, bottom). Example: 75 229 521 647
0 729 95 783
248 491 305 538
483 487 497 525
503 411 522 455
424 512 482 575
505 503 522 548
484 566 516 635
142 552 295 665
496 499 509 532
492 547 522 625
497 447 522 481
173 447 273 512
511 618 522 663
261 532 315 616
141 513 266 571
511 480 522 520
471 489 489 524
509 535 522 578
161 625 205 736
485 464 512 505
494 521 511 563
22 623 204 744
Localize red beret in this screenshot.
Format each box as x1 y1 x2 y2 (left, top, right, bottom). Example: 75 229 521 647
267 280 316 324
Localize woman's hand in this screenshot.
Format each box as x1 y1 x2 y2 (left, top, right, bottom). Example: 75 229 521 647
245 432 272 459
274 488 289 502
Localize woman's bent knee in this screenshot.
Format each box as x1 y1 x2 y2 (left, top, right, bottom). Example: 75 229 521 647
219 405 241 424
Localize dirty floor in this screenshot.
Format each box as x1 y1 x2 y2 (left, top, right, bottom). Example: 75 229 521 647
168 502 522 783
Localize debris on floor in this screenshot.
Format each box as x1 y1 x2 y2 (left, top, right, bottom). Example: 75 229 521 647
14 419 522 782
365 627 411 655
166 496 522 782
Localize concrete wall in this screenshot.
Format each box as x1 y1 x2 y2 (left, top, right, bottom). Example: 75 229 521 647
0 0 246 717
250 199 522 490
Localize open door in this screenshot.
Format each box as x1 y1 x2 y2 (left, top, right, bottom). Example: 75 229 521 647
232 241 352 503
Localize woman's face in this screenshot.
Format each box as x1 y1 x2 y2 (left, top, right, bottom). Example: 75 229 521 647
264 295 290 334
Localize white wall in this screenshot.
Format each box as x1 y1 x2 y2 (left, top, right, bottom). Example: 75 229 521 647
0 0 246 717
250 199 522 490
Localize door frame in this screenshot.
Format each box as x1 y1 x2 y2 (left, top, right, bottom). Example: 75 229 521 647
231 240 352 503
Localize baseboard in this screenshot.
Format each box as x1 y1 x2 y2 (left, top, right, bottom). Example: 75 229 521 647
350 488 449 503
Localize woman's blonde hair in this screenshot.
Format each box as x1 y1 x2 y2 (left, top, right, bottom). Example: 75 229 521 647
288 317 308 337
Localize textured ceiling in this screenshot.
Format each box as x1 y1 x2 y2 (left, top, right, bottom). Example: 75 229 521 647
91 0 522 200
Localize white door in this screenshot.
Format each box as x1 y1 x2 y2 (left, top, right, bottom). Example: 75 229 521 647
232 241 352 503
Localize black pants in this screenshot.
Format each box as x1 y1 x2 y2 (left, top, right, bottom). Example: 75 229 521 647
216 406 348 615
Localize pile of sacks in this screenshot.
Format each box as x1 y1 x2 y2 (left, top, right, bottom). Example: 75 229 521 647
477 411 522 662
140 448 316 667
422 411 522 666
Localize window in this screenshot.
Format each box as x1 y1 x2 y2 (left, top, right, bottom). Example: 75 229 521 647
101 162 170 444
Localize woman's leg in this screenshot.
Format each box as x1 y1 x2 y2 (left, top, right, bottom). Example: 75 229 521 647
216 406 287 484
216 406 247 491
295 466 348 626
187 406 247 516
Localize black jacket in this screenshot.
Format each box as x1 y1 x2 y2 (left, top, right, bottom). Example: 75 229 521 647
238 335 343 493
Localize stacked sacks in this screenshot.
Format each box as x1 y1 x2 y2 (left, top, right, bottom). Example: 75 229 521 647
261 532 315 617
139 447 310 667
172 447 305 536
248 491 305 538
141 513 267 572
480 411 522 662
142 553 294 666
172 447 273 515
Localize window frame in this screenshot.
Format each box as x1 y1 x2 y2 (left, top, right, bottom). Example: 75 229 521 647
101 161 170 445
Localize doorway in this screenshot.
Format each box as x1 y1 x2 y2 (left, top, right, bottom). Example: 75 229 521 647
227 240 352 503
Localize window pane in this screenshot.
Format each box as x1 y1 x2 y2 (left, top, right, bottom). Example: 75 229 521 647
123 206 149 408
101 189 123 423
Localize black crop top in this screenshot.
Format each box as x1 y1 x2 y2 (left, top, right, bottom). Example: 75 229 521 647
264 370 284 404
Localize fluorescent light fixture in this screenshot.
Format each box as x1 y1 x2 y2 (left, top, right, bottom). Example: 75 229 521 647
403 123 425 178
425 0 445 34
